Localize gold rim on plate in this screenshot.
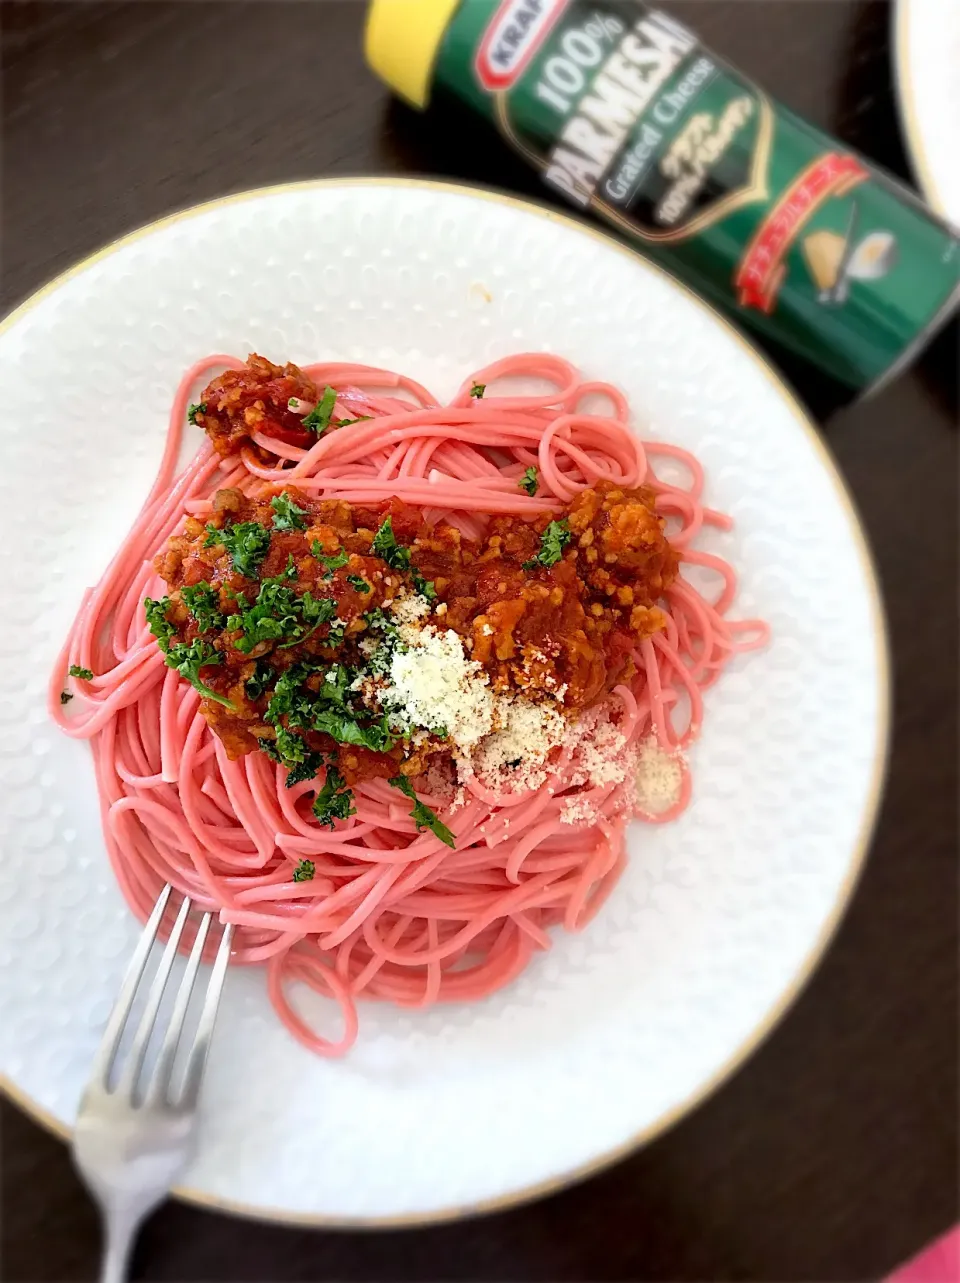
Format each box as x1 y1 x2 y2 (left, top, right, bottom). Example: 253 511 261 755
0 176 891 1228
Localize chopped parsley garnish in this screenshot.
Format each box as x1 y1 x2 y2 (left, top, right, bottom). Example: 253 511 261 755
522 519 572 570
165 640 233 709
227 570 337 654
302 385 337 435
519 466 539 497
363 606 396 633
261 735 322 782
187 402 206 426
389 776 455 848
144 596 177 653
470 382 486 399
316 663 352 708
284 750 326 788
204 520 272 579
244 660 275 702
273 727 302 761
412 570 437 601
292 859 315 882
180 582 224 634
370 518 434 598
263 663 395 753
280 594 337 648
266 663 322 729
370 516 411 572
270 492 309 532
310 542 349 578
346 574 371 593
312 766 356 829
336 415 373 427
68 665 94 680
361 606 405 678
313 710 397 752
362 607 400 671
60 691 73 704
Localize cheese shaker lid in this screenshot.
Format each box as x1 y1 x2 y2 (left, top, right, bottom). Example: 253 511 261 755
364 0 460 109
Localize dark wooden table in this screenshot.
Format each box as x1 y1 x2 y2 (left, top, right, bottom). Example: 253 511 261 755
2 3 957 1279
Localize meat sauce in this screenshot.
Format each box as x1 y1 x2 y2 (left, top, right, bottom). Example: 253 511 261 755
193 354 320 455
153 356 678 785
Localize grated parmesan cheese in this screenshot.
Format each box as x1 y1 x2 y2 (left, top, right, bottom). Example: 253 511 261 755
579 722 628 787
358 594 663 816
390 593 432 625
472 694 566 790
565 715 629 788
635 737 683 815
560 796 599 826
382 624 494 747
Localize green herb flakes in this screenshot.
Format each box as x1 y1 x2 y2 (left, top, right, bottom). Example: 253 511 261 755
165 640 233 709
389 775 456 848
187 402 207 426
244 660 275 702
227 571 336 655
270 492 309 532
68 665 94 680
312 709 396 752
522 519 572 571
273 725 312 767
284 750 326 788
144 596 176 653
204 520 272 579
312 767 356 829
470 382 486 399
519 466 539 497
370 516 411 572
292 859 315 882
310 543 349 579
412 571 437 601
302 385 337 436
180 582 224 634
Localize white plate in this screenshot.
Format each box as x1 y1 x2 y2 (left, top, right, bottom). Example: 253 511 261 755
895 0 960 224
0 180 887 1225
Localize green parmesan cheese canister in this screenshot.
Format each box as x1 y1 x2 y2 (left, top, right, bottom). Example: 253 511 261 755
365 0 960 392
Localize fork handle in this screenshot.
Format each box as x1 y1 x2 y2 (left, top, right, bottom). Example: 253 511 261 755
100 1211 139 1283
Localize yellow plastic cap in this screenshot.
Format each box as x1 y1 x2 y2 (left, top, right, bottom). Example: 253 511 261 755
365 0 461 109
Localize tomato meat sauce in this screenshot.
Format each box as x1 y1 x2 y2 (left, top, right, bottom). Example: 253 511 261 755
150 355 679 787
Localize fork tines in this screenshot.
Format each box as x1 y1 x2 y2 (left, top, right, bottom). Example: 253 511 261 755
88 884 233 1109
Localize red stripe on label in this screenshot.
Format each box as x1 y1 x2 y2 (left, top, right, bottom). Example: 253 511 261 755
475 0 568 93
735 153 869 312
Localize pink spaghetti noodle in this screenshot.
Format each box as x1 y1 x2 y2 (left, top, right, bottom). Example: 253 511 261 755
51 354 767 1056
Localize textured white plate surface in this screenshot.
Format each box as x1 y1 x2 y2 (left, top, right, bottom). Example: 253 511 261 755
895 0 960 224
0 180 887 1224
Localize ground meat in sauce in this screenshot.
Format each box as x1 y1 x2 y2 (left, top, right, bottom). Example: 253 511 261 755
152 479 678 784
155 355 680 785
194 354 320 456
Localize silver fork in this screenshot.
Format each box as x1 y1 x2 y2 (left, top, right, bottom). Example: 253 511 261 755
72 884 234 1283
